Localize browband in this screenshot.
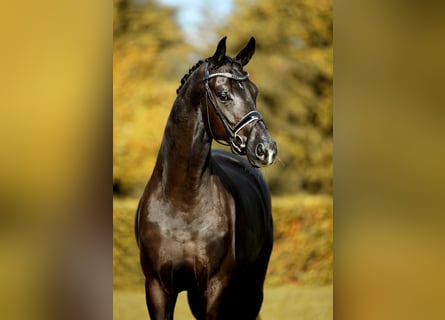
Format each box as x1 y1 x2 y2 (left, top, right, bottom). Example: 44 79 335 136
203 71 249 82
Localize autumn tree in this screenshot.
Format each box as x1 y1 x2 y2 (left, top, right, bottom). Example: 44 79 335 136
113 0 333 196
218 0 333 194
113 0 191 195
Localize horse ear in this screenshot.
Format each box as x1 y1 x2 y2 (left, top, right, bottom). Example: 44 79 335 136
235 37 256 66
211 36 227 66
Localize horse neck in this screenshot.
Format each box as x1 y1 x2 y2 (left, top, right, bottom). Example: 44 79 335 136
153 80 212 204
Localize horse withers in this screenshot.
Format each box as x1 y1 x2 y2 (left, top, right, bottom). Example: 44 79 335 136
135 36 277 320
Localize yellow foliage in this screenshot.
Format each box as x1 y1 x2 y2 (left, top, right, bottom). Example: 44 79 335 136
113 0 332 196
113 194 333 290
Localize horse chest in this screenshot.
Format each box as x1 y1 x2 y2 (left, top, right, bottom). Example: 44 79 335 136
144 198 233 273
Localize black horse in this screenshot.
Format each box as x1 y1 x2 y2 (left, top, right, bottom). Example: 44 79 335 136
135 37 277 320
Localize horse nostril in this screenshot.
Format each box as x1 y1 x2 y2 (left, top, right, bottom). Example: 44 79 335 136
255 143 265 158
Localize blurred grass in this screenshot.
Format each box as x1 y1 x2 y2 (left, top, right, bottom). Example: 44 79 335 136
114 286 332 320
113 193 332 290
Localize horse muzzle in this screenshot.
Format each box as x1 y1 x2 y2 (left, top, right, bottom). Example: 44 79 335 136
246 121 277 167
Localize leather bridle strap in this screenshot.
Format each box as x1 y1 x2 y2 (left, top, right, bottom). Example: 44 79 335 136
204 71 250 82
203 63 263 155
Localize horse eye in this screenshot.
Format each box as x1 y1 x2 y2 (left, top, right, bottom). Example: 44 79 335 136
217 91 230 102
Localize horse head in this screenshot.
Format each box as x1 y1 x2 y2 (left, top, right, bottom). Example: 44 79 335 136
202 36 277 167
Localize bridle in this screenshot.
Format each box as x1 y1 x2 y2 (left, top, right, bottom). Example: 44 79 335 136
203 63 263 155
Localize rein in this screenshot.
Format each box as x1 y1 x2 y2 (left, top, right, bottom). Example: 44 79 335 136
203 63 263 155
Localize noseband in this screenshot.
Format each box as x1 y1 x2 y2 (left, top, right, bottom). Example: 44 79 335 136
203 63 263 155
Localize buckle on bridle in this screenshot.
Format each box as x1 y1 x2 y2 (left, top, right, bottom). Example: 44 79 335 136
232 134 247 155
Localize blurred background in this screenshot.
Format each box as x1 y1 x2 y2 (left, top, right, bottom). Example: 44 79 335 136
2 1 444 320
113 0 333 319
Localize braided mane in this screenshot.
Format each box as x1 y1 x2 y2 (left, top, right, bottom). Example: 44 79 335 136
176 56 242 95
176 57 210 95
